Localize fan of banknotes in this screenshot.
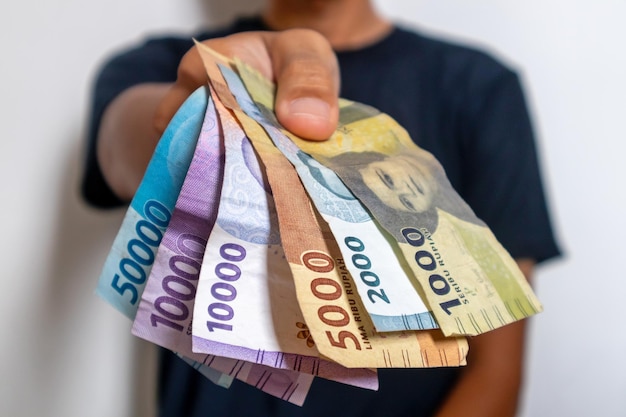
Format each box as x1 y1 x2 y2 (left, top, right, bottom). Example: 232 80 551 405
95 42 543 406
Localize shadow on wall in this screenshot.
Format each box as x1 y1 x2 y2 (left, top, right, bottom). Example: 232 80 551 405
36 136 158 417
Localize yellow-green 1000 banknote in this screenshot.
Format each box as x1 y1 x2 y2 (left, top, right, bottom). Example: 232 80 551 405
232 59 542 337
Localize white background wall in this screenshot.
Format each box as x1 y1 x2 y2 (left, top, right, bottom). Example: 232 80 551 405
0 1 623 416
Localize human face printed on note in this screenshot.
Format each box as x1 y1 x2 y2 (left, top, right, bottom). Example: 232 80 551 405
359 154 434 213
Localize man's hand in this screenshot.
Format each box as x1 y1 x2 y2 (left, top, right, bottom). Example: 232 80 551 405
155 29 340 141
98 29 341 201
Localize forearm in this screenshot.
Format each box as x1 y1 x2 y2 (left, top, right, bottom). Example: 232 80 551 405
434 321 527 417
434 259 535 417
97 82 172 201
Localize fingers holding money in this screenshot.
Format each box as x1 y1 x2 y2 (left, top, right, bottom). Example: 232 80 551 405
269 29 340 141
154 30 340 141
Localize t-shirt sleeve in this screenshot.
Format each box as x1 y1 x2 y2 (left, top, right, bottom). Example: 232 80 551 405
459 68 560 263
81 38 189 208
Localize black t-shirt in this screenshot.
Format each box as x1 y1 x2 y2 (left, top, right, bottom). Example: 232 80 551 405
83 16 560 417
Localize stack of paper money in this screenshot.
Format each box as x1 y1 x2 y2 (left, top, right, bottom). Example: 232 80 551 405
95 43 542 406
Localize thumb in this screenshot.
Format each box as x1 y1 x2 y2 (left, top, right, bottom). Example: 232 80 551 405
269 29 340 141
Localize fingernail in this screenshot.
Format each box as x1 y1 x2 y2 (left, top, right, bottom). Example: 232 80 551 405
288 98 331 121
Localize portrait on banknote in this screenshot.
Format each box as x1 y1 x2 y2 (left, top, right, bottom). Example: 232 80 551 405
327 148 484 236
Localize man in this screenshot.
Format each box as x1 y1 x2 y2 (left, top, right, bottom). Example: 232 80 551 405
83 1 560 416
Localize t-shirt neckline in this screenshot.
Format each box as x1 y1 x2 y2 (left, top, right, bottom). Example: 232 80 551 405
224 15 401 58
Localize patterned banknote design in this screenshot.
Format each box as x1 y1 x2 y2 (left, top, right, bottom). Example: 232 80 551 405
193 43 469 368
234 58 542 337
